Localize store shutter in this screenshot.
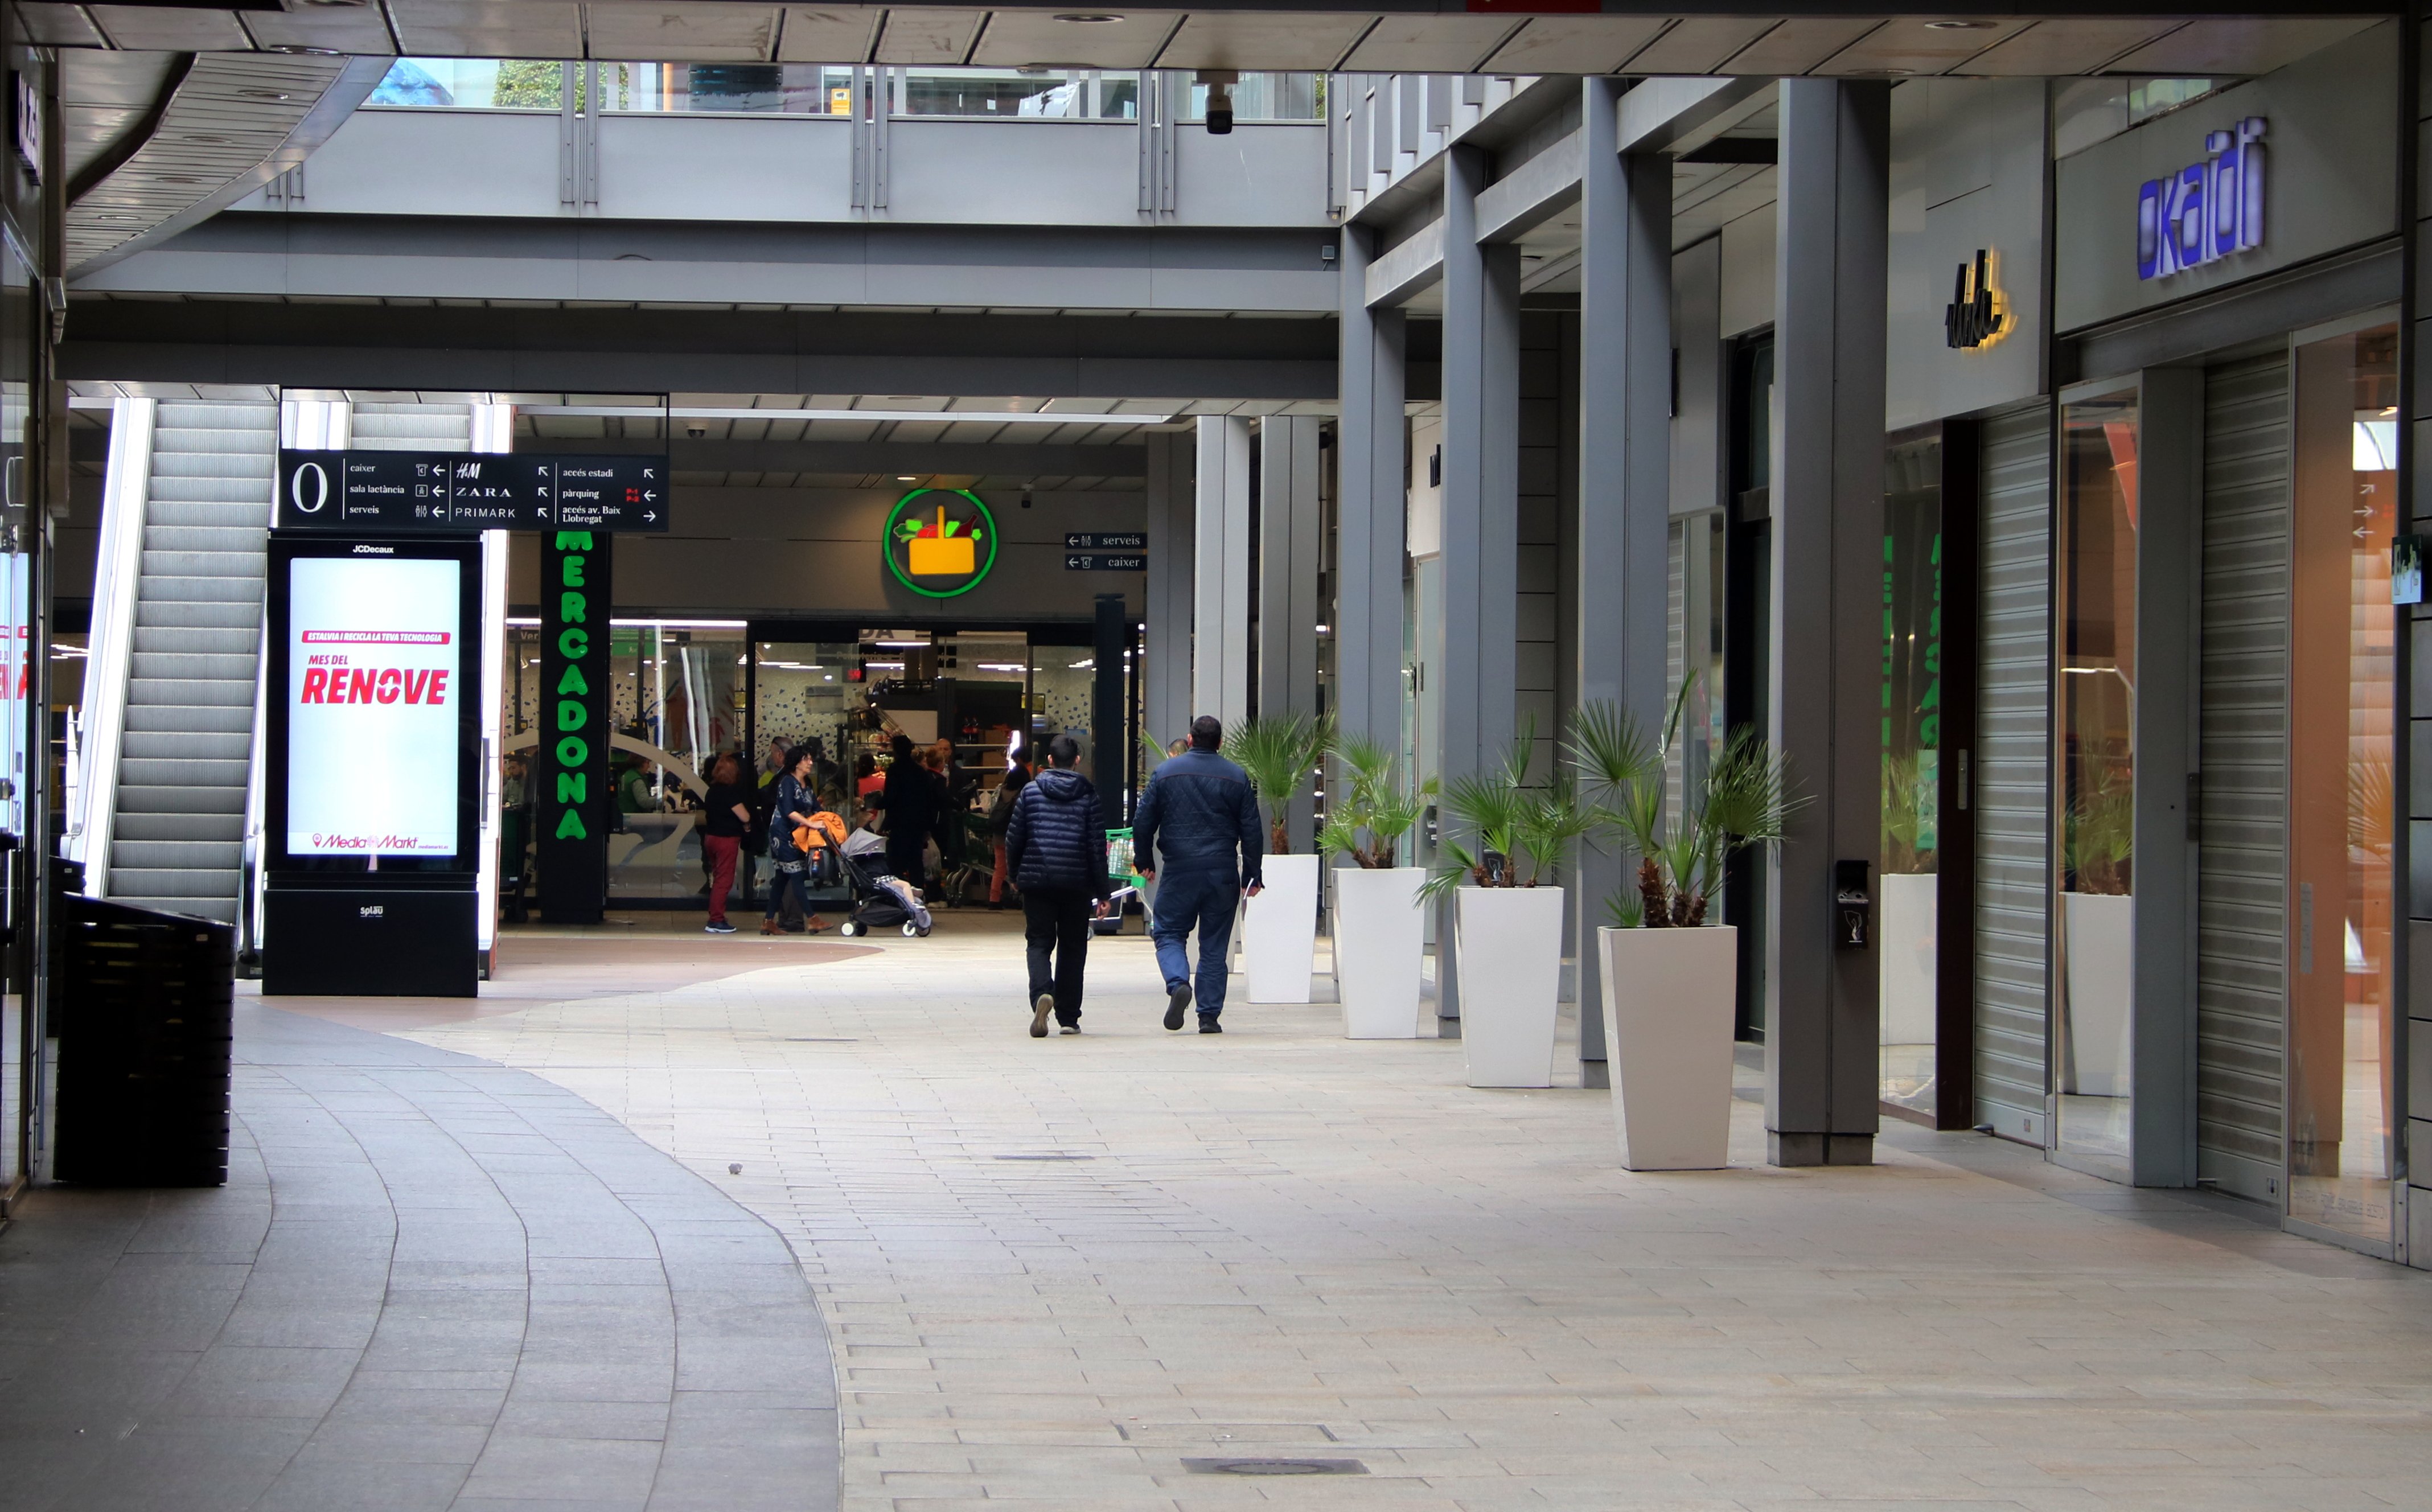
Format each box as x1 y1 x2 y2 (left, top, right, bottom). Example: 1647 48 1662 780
2196 352 2290 1203
1972 403 2051 1143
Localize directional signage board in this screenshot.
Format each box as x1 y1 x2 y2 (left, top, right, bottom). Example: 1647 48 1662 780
1065 552 1147 572
1065 532 1146 550
276 451 670 533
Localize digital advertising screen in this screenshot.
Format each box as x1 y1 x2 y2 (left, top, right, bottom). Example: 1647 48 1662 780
275 544 476 868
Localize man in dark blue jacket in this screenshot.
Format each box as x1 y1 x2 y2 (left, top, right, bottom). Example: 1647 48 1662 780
1131 714 1263 1033
1004 733 1111 1038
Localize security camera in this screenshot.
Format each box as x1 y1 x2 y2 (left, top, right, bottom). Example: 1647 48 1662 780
685 421 708 439
1198 69 1237 135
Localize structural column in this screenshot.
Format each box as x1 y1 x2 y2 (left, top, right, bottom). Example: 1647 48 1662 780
1334 224 1407 761
1257 414 1324 849
1192 415 1252 732
1141 430 1194 749
1765 79 1889 1166
1435 142 1523 1026
1571 77 1675 1084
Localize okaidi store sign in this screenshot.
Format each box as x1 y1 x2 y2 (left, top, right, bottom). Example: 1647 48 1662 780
285 554 461 857
2138 116 2265 282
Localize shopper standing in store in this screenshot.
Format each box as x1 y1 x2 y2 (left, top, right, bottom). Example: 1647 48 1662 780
987 749 1033 910
1131 714 1263 1034
700 751 753 935
1004 733 1110 1037
761 745 829 936
875 733 938 885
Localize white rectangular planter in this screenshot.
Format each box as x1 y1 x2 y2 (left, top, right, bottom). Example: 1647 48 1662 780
1244 853 1320 1003
2061 890 2134 1096
1455 886 1564 1088
1599 925 1738 1170
1332 865 1426 1038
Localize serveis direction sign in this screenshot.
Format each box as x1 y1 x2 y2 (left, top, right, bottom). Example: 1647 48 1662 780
276 451 671 533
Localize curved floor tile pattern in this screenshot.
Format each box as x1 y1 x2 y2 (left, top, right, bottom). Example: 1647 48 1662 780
0 1002 839 1512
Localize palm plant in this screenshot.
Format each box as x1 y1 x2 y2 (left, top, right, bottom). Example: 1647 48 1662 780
1572 676 1798 928
2064 766 2133 895
1228 714 1333 854
1420 715 1594 900
1317 736 1436 869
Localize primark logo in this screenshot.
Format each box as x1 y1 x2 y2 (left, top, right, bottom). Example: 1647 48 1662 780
2137 116 2266 282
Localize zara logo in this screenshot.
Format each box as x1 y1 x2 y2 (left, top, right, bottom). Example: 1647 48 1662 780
2137 116 2266 282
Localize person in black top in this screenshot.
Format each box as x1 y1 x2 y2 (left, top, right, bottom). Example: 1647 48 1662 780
875 733 937 884
1005 733 1111 1036
700 751 753 935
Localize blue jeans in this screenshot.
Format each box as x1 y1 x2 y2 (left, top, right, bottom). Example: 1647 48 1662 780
1151 868 1239 1017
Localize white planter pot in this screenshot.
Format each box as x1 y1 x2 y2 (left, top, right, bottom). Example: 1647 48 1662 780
2061 890 2134 1097
1244 853 1320 1003
1455 886 1564 1088
1599 926 1738 1170
1332 866 1427 1038
1878 872 1938 1046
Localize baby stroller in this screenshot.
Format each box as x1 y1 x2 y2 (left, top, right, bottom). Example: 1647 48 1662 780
836 847 934 938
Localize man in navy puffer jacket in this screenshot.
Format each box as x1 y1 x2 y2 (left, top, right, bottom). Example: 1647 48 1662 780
1131 715 1263 1033
1004 733 1111 1037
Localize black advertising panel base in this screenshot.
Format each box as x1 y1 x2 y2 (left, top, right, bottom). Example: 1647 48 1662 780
264 886 479 997
52 895 236 1187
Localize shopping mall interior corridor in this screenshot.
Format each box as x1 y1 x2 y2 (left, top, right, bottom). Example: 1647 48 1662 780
2 917 2426 1511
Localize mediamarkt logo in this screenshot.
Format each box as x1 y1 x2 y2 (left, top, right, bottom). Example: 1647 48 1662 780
2137 116 2265 282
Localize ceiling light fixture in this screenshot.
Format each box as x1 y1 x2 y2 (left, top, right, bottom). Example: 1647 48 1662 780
267 45 342 55
238 89 293 101
1925 18 1998 28
1054 13 1123 23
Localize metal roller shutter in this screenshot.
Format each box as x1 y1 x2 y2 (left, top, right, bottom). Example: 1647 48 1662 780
2196 352 2289 1204
1973 404 2052 1143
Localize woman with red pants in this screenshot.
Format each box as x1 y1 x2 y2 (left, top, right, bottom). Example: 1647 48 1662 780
700 751 753 934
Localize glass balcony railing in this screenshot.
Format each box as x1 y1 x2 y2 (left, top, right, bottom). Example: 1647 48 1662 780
367 60 1322 123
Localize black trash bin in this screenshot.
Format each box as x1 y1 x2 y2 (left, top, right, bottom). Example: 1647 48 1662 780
52 894 235 1186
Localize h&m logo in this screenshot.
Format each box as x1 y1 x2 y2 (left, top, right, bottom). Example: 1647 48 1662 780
1943 249 2007 351
2138 116 2266 282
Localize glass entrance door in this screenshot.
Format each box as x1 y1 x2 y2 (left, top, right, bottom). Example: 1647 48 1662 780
2285 321 2399 1250
2055 388 2141 1174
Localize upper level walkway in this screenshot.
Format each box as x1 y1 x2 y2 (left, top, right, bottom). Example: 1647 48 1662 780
2 915 2425 1509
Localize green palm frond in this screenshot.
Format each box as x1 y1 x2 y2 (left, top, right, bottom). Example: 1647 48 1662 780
1229 714 1333 854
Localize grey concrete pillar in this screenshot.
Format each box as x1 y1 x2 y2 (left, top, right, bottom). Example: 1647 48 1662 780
1764 78 1889 1168
1334 225 1407 759
1141 431 1194 751
1192 414 1252 731
1434 142 1523 1026
1572 76 1673 1084
1258 414 1325 850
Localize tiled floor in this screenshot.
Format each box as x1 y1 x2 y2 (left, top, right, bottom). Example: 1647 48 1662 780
321 914 2432 1511
0 1002 837 1512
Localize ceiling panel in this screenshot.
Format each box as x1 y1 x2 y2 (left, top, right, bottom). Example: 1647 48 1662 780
88 5 253 51
64 51 186 110
1154 12 1374 72
1340 16 1522 75
870 7 982 65
2104 16 2382 76
392 0 585 61
19 4 107 48
242 5 399 56
586 5 779 61
969 11 1173 69
1954 18 2182 76
1478 17 1670 76
778 8 878 64
1815 17 2034 76
1719 18 1880 76
1622 18 1776 76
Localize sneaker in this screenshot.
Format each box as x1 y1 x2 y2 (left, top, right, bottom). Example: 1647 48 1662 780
1162 984 1192 1032
1030 993 1054 1038
705 921 737 934
1058 1024 1081 1036
1198 1016 1223 1034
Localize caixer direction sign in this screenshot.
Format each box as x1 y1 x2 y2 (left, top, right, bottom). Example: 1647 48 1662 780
883 488 998 599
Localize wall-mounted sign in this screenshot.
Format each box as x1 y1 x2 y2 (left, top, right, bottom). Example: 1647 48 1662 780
537 530 611 923
1942 248 2007 350
2137 116 2265 282
1065 532 1145 550
1065 552 1146 572
884 488 997 598
13 76 40 183
276 451 671 533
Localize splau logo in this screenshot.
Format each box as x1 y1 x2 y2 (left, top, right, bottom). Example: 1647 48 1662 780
2137 116 2266 282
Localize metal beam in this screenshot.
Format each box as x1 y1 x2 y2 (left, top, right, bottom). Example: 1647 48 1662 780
521 438 1148 477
